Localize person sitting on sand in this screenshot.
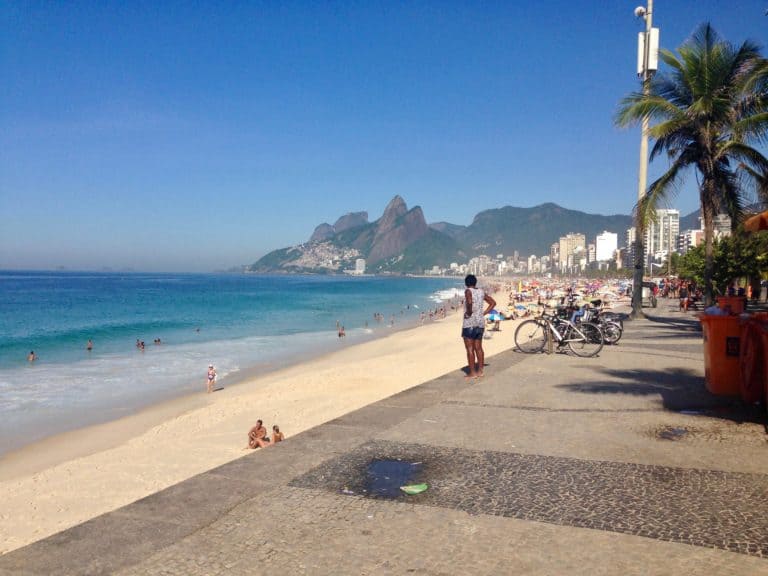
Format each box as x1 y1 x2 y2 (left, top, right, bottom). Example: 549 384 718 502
254 424 284 448
248 419 268 448
271 425 284 444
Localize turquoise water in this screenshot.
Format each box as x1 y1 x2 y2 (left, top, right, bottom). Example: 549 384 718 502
0 272 462 456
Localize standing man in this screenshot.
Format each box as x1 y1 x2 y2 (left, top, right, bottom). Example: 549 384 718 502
461 274 496 379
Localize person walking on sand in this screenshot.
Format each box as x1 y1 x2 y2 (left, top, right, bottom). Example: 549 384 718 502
248 419 268 448
206 364 217 393
461 274 496 379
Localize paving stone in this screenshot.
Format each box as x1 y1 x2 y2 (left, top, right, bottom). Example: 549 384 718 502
291 439 768 557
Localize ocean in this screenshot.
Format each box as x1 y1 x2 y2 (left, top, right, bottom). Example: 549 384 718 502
0 271 462 457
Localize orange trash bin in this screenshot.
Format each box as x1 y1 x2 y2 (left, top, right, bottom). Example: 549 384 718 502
739 319 765 404
700 314 742 395
762 324 768 410
716 296 747 314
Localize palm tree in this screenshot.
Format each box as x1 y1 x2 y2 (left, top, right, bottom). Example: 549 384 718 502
616 23 768 305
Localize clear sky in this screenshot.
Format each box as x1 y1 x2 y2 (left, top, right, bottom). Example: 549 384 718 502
2 1 767 272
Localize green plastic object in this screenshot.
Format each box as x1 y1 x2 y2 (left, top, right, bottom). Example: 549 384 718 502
400 483 428 495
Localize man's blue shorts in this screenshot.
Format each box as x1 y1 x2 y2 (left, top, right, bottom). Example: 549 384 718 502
461 327 484 340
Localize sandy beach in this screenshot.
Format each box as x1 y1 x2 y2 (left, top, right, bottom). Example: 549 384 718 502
0 306 521 554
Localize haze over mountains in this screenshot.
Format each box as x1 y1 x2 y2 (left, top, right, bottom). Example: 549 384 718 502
249 196 698 274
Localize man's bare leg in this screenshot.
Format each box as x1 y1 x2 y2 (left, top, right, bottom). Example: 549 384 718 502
463 339 476 378
474 341 485 377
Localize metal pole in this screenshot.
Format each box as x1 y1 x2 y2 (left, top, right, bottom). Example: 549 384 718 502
667 211 672 276
631 0 653 319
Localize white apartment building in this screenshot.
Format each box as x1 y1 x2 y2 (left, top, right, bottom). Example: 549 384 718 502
714 214 732 238
677 229 703 254
559 233 586 270
645 209 679 261
595 231 618 262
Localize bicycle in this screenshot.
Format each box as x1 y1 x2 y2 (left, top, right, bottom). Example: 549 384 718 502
581 307 623 345
514 311 604 357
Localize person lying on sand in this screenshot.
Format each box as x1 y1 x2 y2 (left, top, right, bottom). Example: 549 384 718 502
248 419 267 448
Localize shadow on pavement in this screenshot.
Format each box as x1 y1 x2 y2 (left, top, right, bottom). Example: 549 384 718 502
557 366 767 427
639 314 703 332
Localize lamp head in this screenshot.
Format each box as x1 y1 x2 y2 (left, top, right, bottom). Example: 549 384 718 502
634 6 646 18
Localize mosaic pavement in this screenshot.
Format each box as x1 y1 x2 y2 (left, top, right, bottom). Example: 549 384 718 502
291 440 768 557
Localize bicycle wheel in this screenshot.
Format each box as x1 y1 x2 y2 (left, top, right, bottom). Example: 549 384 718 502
515 319 547 353
600 313 623 330
602 321 622 345
567 322 604 357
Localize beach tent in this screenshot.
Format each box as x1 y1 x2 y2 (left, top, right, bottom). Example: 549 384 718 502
744 210 768 232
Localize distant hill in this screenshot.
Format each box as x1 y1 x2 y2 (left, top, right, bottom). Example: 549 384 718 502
249 198 636 274
680 210 700 231
309 211 369 242
455 203 633 257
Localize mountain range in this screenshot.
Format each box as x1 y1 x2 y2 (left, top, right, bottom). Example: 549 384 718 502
248 196 698 274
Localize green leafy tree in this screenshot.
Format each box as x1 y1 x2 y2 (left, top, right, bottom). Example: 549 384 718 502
678 230 768 295
616 24 768 305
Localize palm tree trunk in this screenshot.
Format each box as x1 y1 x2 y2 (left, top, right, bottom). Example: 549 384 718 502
701 196 715 307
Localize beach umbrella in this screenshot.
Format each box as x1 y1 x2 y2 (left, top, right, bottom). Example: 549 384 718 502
744 210 768 232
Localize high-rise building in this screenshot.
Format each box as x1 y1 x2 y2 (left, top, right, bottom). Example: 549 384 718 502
645 209 679 262
550 243 560 270
677 229 703 254
527 255 540 273
624 227 637 269
714 214 732 238
595 231 618 262
558 233 586 270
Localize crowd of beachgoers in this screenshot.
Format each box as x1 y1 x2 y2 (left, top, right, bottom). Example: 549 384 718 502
479 276 631 321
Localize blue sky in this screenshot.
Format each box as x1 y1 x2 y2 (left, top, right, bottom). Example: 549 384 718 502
2 1 767 272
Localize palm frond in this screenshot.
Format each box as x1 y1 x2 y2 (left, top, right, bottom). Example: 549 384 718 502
738 163 768 204
636 158 689 228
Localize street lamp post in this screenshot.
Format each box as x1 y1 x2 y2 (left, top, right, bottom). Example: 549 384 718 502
631 1 658 319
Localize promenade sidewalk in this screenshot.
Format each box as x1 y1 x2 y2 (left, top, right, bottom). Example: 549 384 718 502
2 301 767 575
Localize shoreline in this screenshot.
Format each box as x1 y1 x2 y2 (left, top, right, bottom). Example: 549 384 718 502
0 288 456 462
0 309 441 481
0 298 522 555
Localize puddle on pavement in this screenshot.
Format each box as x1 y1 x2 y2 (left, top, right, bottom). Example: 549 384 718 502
360 458 423 499
658 426 689 441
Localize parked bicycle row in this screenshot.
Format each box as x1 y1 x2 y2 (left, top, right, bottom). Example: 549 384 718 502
513 299 626 357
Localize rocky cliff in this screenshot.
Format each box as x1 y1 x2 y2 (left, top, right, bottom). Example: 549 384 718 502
367 196 429 264
251 196 438 273
309 211 369 242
